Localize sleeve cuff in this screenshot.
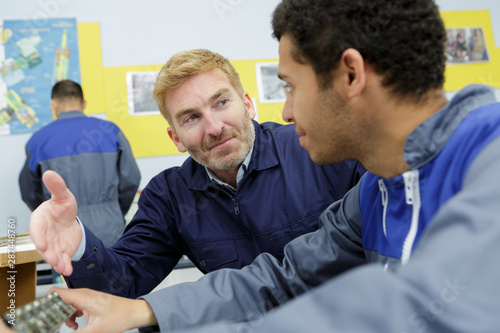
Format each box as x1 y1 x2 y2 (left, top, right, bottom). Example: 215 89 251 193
71 216 86 261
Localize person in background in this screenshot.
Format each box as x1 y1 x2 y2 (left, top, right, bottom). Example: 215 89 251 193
27 50 365 301
19 80 141 248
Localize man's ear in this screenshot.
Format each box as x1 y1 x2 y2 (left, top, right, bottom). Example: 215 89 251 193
337 48 366 99
167 127 187 153
243 92 256 120
50 99 58 120
82 100 87 111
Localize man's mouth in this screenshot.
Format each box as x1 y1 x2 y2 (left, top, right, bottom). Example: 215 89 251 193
295 127 307 147
295 126 306 137
210 137 233 150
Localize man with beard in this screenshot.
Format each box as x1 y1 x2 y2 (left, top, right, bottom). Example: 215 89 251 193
28 49 365 300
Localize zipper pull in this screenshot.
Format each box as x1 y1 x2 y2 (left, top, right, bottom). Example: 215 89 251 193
378 179 388 206
378 179 388 238
401 170 421 265
403 170 418 205
234 201 240 215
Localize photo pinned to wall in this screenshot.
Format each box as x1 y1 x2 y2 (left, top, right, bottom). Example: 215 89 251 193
255 62 287 104
126 71 160 115
446 27 490 65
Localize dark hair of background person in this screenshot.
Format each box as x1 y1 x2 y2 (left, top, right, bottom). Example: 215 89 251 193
51 80 84 103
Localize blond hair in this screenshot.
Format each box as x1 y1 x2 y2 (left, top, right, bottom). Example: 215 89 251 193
153 49 244 124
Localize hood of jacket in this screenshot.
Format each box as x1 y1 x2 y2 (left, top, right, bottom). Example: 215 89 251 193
404 84 497 169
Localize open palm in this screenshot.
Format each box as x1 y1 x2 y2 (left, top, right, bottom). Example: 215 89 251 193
29 170 82 276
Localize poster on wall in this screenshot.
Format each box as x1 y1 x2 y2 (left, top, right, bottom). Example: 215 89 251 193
446 27 490 65
0 18 81 135
255 62 287 104
126 71 160 116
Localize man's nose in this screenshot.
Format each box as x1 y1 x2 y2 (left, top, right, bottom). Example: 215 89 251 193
282 95 294 123
204 112 224 136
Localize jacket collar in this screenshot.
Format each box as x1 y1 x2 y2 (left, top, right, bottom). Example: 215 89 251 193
187 120 279 191
404 84 497 169
57 110 85 120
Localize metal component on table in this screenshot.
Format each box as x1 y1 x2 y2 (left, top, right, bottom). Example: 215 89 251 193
2 291 76 333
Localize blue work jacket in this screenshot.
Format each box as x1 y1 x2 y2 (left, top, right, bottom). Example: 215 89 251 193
66 121 365 298
19 110 140 247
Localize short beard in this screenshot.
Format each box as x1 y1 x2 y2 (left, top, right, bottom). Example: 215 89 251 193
189 118 255 171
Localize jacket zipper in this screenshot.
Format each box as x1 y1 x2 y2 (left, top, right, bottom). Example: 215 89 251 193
211 170 251 217
233 200 240 215
225 171 261 253
378 179 389 238
401 170 421 265
232 171 251 216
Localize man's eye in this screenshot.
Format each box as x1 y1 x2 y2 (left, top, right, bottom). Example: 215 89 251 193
186 115 198 122
218 99 229 107
282 84 292 95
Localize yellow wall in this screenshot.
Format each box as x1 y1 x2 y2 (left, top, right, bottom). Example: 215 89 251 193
77 23 106 117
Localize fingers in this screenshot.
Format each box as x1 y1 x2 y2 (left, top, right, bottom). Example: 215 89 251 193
42 170 70 203
31 237 73 276
43 253 73 277
39 170 78 222
42 248 60 271
29 208 74 276
48 288 140 333
48 287 84 309
49 287 105 311
52 256 66 275
60 252 74 276
50 288 111 333
29 208 48 251
64 310 83 331
64 317 79 331
0 319 15 333
34 244 74 277
30 171 79 274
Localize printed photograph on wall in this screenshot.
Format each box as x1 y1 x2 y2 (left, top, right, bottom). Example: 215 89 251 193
126 71 160 115
255 62 287 104
446 27 490 65
0 18 81 135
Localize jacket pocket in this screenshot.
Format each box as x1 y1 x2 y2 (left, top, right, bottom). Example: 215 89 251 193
188 239 238 272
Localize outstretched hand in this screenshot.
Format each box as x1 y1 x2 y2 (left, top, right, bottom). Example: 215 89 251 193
29 170 81 276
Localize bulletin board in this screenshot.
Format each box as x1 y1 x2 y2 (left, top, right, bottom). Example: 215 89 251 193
77 9 500 159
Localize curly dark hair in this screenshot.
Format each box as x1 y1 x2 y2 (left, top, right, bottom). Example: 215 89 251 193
272 0 447 101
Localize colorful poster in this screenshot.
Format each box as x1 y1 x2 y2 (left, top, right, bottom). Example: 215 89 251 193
445 27 490 65
0 18 80 135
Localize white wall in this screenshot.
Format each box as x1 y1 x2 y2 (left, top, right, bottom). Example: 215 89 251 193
1 0 500 236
